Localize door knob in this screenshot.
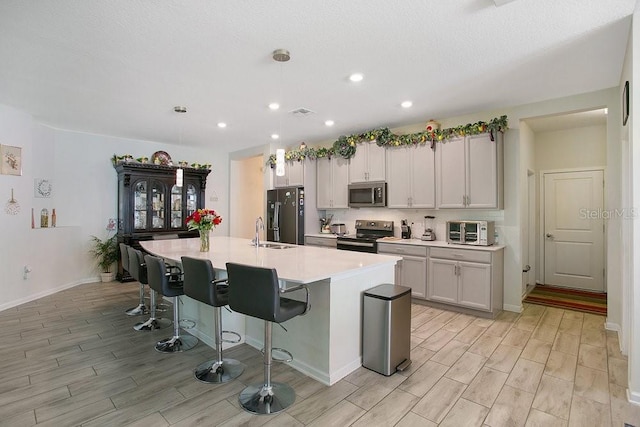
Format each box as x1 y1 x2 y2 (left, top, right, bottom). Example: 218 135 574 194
546 233 554 239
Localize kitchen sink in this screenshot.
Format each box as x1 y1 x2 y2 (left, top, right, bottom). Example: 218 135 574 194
257 243 294 249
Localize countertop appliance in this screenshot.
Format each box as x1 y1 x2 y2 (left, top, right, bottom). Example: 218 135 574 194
337 219 394 253
330 223 347 235
447 220 495 246
401 220 411 239
421 215 436 241
266 187 305 245
348 182 387 208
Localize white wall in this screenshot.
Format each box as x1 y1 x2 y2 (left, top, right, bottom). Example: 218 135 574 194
535 125 607 170
519 121 536 293
0 104 224 309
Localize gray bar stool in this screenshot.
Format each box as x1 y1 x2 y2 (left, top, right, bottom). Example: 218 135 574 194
145 254 198 353
121 243 148 316
181 257 244 383
226 262 309 415
128 247 171 331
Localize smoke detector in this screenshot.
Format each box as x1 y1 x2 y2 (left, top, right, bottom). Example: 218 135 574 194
174 106 187 113
272 49 291 62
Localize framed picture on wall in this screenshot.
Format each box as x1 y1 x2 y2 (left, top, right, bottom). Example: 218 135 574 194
0 144 22 176
623 80 629 126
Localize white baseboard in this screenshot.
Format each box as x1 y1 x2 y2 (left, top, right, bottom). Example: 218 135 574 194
0 277 97 312
503 304 522 313
627 388 640 406
604 320 620 332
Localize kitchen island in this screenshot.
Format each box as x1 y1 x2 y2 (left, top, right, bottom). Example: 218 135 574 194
140 236 401 385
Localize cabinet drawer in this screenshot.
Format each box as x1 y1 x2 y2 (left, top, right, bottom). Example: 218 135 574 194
429 247 491 263
378 243 427 257
305 236 337 248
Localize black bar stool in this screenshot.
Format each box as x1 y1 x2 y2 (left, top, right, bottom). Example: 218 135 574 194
121 243 148 316
226 262 309 415
182 257 244 383
145 254 198 353
127 247 171 331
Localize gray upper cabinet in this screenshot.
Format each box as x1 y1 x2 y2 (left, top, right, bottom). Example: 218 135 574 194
349 141 386 183
435 133 503 209
275 160 304 188
387 144 436 209
317 156 349 209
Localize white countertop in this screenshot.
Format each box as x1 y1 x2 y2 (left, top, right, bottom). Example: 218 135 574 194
140 236 400 284
376 237 505 252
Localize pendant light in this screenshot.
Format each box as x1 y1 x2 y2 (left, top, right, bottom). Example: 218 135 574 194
273 49 290 177
174 106 186 187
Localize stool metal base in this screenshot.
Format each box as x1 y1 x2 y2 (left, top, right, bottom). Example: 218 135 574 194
239 382 295 415
194 358 244 384
155 334 198 353
133 317 172 331
125 303 148 316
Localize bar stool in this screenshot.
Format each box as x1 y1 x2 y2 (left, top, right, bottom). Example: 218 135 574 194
181 257 244 383
145 254 198 353
121 243 148 316
226 262 309 415
128 247 171 331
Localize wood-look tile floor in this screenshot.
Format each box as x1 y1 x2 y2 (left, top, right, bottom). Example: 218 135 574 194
1 281 639 426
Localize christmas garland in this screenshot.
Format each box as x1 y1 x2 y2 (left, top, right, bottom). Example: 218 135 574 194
268 115 507 165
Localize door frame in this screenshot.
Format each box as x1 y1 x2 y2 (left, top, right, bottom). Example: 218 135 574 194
539 166 606 291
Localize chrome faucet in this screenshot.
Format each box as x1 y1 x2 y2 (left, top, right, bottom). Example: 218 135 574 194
253 216 264 247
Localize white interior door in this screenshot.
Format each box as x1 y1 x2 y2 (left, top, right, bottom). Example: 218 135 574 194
543 170 604 291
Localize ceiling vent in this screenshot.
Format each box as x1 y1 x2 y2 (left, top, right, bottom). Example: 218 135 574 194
290 107 315 117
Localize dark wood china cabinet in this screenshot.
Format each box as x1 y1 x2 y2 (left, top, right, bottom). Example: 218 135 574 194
114 163 210 280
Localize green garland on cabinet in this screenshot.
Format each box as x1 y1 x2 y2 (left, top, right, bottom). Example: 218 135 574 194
268 115 508 166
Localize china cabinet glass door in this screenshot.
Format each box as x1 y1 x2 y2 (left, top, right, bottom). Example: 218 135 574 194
186 183 197 217
133 181 148 230
150 180 166 229
170 185 183 229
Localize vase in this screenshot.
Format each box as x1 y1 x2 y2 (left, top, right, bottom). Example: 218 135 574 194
199 229 210 252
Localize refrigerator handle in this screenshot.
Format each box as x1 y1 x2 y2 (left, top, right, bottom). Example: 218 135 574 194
274 201 281 242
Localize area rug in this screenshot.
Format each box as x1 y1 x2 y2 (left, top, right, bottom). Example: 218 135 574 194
523 284 607 315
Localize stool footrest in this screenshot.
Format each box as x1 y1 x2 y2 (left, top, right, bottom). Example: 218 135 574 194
221 330 241 344
261 347 293 363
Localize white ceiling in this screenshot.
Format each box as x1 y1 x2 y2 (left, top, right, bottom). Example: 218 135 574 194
0 1 634 152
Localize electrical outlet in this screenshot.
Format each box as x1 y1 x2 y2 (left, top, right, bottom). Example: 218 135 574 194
209 196 218 202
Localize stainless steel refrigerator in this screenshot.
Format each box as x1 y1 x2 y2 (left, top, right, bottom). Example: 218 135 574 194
266 187 305 245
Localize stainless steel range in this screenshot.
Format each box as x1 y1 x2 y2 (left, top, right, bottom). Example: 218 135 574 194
336 219 394 253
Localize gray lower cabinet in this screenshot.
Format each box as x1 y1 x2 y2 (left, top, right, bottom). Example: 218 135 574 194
304 235 337 248
377 243 427 299
427 247 503 315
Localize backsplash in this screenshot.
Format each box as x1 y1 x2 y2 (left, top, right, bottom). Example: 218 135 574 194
320 208 504 243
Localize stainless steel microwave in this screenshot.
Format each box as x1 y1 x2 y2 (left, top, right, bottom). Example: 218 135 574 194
447 220 495 246
348 182 387 208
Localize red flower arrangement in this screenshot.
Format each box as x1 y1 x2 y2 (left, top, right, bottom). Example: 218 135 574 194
186 209 222 232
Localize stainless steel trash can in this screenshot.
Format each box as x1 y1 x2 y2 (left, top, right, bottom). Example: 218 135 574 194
362 284 412 375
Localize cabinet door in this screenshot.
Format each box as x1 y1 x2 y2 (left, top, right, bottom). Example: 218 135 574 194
427 258 458 303
185 183 198 218
169 184 183 229
349 145 368 183
275 160 304 188
132 179 148 231
332 157 350 208
367 143 386 182
400 255 427 299
316 158 332 209
386 147 411 208
436 137 466 208
410 144 436 208
458 261 491 310
149 180 167 230
466 134 498 208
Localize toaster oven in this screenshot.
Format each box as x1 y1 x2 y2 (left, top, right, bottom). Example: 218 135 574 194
447 220 495 246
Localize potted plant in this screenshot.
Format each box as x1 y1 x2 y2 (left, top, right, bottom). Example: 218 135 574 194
90 234 119 282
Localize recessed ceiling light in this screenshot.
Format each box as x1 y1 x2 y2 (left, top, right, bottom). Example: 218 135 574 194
269 103 280 110
401 101 413 108
217 122 227 128
603 108 608 115
271 134 279 140
349 73 364 82
325 120 335 127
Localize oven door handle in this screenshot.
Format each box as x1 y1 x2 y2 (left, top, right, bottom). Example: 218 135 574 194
338 240 375 248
